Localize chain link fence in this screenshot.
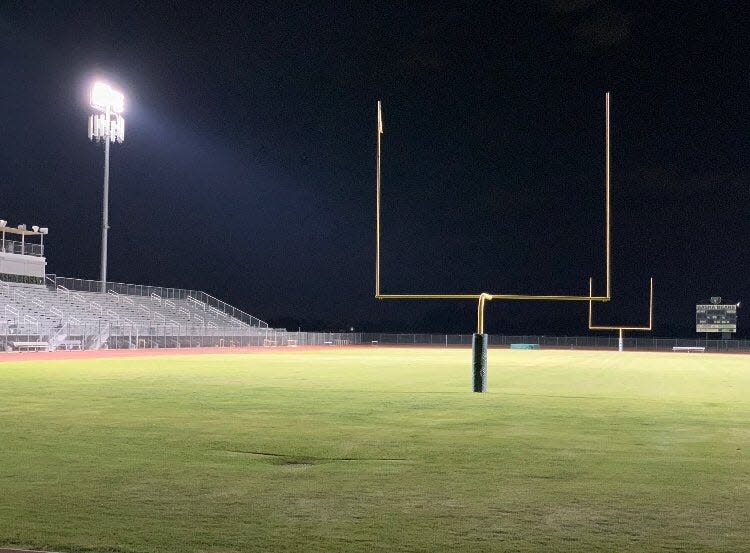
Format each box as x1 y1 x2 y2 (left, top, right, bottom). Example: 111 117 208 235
360 333 750 352
3 323 749 353
0 320 360 351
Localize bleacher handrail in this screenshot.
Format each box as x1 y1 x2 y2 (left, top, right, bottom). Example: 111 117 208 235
209 306 229 319
186 295 206 310
196 290 266 329
106 309 120 323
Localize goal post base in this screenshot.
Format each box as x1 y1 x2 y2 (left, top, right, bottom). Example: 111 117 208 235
472 333 488 393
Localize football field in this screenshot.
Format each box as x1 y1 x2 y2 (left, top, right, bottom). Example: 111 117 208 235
1 348 748 552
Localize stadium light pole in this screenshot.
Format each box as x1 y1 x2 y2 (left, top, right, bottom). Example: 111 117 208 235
88 81 125 293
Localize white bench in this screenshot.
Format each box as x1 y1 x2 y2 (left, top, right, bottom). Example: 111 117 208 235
672 346 706 353
60 339 83 350
12 341 50 352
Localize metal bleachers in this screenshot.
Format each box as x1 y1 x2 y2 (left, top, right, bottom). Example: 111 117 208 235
0 276 269 351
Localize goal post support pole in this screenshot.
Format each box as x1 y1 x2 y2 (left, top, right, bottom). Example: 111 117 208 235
472 333 488 392
472 293 492 393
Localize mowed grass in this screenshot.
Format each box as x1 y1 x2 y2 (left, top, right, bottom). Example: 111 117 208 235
0 348 749 553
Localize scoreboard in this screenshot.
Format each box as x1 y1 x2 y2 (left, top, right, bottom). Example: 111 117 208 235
696 304 737 333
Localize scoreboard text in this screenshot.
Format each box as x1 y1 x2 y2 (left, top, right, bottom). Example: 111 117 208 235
696 304 737 333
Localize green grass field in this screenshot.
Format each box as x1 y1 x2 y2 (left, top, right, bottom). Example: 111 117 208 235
1 348 749 552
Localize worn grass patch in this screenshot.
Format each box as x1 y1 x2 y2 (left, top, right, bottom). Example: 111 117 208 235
0 348 748 552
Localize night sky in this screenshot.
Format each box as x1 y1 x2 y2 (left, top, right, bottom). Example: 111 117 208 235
1 2 748 336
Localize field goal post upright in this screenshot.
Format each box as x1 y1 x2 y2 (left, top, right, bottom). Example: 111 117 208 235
375 93 616 392
588 277 654 351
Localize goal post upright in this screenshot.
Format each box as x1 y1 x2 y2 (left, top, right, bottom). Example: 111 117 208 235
375 93 616 391
588 277 654 352
376 100 383 299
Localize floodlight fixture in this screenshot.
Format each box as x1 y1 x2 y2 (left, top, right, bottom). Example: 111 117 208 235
0 220 6 228
88 79 127 292
35 226 48 250
32 225 39 232
17 224 26 230
91 81 124 113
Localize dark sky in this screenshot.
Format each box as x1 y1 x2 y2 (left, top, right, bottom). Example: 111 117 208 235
1 1 749 336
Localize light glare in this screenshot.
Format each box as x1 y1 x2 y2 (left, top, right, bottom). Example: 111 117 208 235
91 81 124 113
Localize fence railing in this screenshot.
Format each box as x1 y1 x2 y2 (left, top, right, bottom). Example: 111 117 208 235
0 239 44 257
2 324 749 353
359 333 750 351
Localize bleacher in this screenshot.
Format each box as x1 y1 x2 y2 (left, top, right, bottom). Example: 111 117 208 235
0 278 269 351
0 221 278 351
1 281 251 328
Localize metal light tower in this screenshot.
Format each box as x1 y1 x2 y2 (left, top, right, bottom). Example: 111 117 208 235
88 81 125 292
